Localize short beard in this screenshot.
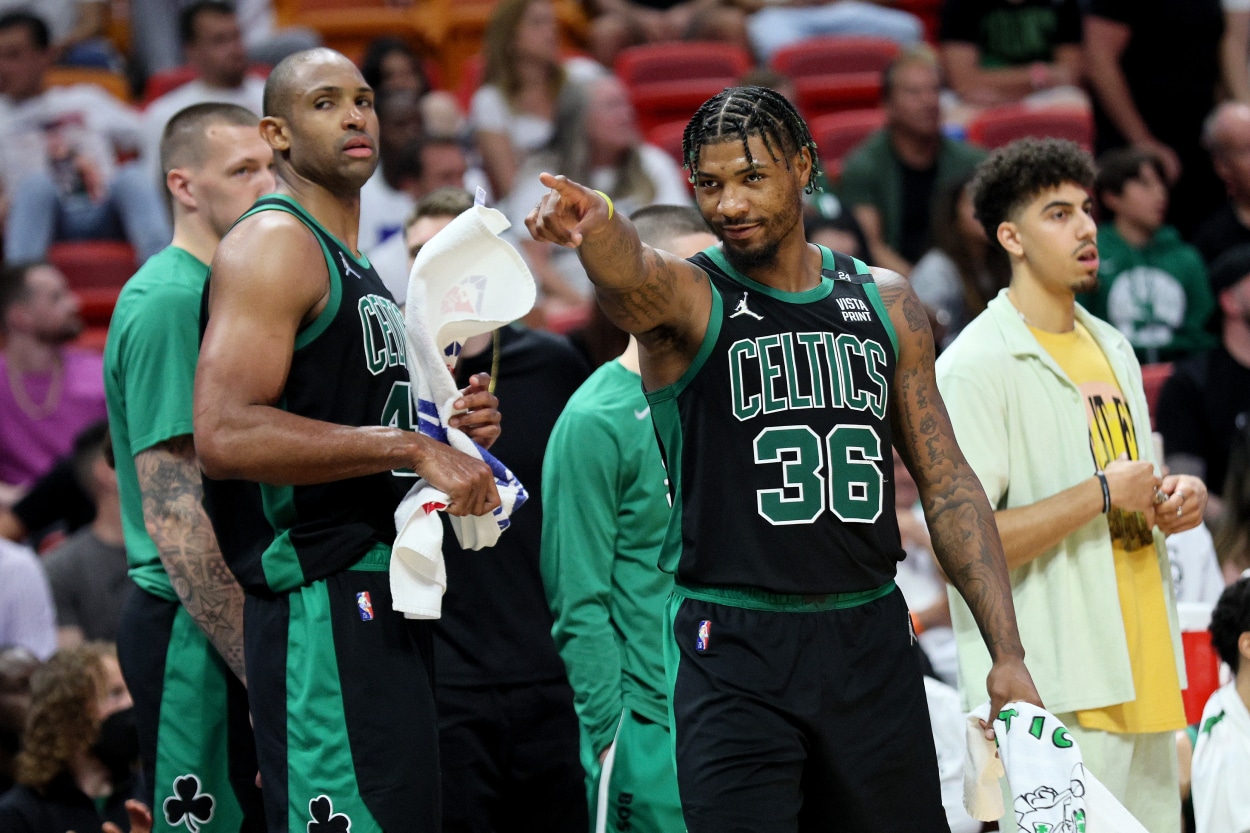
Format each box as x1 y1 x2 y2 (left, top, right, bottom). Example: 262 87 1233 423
723 235 783 272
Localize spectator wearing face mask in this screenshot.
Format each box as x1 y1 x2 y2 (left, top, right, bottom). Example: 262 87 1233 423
0 643 150 833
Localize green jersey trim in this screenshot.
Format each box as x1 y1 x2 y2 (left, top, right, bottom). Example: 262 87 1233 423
862 280 899 362
674 580 896 612
259 459 304 593
645 283 725 406
260 529 305 594
233 198 344 350
261 194 373 270
701 245 835 304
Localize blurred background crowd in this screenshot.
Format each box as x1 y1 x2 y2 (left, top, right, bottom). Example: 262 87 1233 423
1 0 1250 832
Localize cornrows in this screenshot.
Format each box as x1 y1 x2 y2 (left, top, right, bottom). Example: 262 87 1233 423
681 86 823 193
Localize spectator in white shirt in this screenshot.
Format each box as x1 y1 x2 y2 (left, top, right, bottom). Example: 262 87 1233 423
142 2 266 185
0 12 170 263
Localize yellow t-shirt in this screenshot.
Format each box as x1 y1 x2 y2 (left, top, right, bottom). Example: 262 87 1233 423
1030 322 1185 734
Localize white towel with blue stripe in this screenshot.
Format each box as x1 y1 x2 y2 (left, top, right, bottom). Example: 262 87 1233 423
391 203 536 619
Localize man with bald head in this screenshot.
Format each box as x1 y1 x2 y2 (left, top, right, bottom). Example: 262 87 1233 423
1195 102 1250 265
193 49 503 833
106 100 274 833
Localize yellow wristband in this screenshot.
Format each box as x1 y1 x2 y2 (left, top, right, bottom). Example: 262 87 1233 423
593 189 614 221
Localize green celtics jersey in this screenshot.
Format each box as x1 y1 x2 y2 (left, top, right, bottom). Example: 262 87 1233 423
542 359 672 756
646 245 904 595
105 245 209 601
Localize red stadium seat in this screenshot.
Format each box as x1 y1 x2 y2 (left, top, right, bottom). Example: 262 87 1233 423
142 65 271 108
630 78 734 133
893 0 943 43
770 36 900 80
615 41 751 89
645 120 694 195
808 108 887 181
76 287 122 328
647 119 687 166
48 241 137 290
966 105 1093 151
142 65 199 106
72 326 110 353
1139 362 1173 428
793 72 882 120
455 54 485 113
614 42 750 132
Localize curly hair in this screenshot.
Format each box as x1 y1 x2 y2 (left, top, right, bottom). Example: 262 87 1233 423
681 86 822 192
15 644 114 790
970 138 1095 246
1210 577 1250 672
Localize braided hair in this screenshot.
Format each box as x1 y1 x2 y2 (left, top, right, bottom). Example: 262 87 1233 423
681 86 823 194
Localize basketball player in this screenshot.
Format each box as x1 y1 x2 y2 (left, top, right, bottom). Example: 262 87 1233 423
542 204 717 833
193 49 501 833
526 86 1041 832
106 102 272 832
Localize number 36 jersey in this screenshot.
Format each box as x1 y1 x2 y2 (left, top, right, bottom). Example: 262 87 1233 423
645 245 906 595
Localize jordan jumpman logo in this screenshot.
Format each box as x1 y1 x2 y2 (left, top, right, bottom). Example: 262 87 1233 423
730 292 763 320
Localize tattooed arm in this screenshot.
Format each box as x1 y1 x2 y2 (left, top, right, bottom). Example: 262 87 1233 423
136 436 246 683
525 173 710 388
875 269 1042 726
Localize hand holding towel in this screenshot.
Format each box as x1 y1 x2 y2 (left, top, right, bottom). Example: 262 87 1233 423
390 204 536 619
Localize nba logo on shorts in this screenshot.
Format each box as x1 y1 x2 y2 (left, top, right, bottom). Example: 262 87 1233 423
357 591 374 621
696 620 711 653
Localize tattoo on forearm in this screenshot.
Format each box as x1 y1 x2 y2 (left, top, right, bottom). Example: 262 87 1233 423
137 436 247 682
580 227 702 344
877 273 1025 661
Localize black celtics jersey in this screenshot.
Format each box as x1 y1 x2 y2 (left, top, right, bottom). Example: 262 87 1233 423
201 194 414 597
646 245 905 595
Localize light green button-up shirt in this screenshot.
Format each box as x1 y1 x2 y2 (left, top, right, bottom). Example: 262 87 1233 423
935 291 1185 714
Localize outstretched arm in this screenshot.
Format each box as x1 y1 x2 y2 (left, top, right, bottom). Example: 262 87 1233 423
137 436 246 683
525 172 711 388
194 211 499 517
876 270 1041 728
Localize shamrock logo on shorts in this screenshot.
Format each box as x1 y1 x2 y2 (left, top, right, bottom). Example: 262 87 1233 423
162 774 215 833
308 795 352 833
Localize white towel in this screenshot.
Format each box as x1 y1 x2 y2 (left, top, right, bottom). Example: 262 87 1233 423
391 204 536 619
964 701 1149 833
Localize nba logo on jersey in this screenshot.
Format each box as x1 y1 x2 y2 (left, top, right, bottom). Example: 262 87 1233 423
696 620 711 653
357 591 375 621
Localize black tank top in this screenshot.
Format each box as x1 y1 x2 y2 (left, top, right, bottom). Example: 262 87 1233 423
646 245 905 595
201 194 415 596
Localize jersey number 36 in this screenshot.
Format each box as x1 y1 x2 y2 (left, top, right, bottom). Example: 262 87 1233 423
753 424 884 525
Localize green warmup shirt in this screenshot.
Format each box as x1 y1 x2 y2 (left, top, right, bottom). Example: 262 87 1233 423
104 246 207 601
1077 223 1216 364
541 359 672 757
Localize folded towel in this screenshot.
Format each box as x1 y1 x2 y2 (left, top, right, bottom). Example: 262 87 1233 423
964 701 1148 832
391 205 536 619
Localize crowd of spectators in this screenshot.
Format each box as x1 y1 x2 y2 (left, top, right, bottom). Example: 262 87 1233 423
1 1 1250 832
